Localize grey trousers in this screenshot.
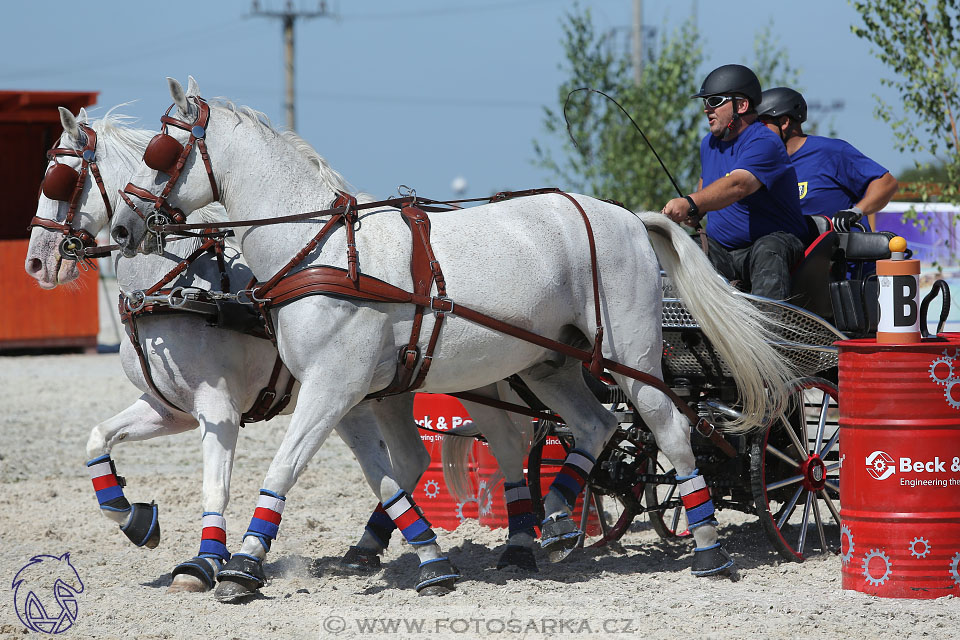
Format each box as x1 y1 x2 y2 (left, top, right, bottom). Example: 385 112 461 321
704 232 806 301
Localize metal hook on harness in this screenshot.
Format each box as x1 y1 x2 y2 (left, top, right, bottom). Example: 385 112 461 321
167 286 188 308
397 184 417 205
124 290 147 313
237 287 269 304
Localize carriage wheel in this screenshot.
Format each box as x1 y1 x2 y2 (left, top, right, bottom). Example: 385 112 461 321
526 427 643 551
750 377 841 562
643 454 689 539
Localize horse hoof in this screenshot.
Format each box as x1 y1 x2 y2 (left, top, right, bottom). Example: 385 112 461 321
214 580 256 603
496 545 538 572
167 573 209 593
338 546 382 575
540 515 581 562
121 502 161 548
417 583 453 597
691 544 735 578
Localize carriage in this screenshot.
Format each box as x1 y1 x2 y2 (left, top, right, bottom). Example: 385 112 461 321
520 220 913 563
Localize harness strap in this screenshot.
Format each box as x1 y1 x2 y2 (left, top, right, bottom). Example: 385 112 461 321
241 356 296 424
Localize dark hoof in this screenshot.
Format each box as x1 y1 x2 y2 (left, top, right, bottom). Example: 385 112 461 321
121 502 160 548
216 553 265 602
338 546 382 575
691 544 735 578
171 556 223 591
540 515 581 562
496 545 538 572
415 557 460 595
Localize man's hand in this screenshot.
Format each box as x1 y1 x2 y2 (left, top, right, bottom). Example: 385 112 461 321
832 206 863 232
661 197 697 226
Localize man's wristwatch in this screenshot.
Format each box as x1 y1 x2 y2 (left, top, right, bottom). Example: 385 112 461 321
683 195 700 220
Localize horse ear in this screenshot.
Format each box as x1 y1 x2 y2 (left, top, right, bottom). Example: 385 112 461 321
167 77 192 117
77 107 89 124
58 107 80 141
186 75 201 97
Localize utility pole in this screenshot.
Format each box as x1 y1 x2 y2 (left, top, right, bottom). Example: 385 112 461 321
251 0 336 131
632 0 644 86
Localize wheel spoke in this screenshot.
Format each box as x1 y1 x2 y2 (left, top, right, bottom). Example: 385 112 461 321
669 505 683 532
819 489 841 524
797 490 814 555
818 423 840 458
782 413 808 458
767 473 804 492
812 494 827 552
824 479 840 494
593 493 610 537
813 391 830 453
776 486 804 529
766 442 802 466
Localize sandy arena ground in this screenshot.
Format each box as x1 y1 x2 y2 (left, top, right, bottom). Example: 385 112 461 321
0 351 957 640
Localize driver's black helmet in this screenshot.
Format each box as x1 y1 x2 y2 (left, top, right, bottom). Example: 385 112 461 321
691 64 762 108
757 87 807 123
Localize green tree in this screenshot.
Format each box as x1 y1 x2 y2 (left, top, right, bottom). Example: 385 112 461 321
851 0 960 205
533 8 704 211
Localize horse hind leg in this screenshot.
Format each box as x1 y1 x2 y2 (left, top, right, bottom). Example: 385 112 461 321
516 362 619 562
617 376 735 578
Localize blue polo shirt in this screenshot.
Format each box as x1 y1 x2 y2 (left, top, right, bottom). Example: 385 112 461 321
789 135 888 232
701 120 809 249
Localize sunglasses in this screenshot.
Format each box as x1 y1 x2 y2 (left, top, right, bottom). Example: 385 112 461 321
702 95 735 109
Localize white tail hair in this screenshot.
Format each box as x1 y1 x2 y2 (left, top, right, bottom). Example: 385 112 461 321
639 212 798 432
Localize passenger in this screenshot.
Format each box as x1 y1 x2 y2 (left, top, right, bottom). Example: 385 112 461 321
660 64 811 301
756 87 899 232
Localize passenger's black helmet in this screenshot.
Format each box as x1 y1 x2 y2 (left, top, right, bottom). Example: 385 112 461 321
691 64 762 108
757 87 807 123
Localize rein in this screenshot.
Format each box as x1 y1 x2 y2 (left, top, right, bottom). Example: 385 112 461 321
30 123 115 270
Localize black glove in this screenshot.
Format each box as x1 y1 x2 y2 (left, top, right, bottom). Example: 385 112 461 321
832 207 863 232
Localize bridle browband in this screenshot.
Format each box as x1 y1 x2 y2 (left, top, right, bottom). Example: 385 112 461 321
30 123 116 267
118 96 220 238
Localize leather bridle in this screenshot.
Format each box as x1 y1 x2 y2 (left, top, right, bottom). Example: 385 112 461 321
118 96 220 239
30 123 114 264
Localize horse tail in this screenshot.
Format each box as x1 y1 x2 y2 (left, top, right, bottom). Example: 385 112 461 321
638 212 797 433
441 424 480 502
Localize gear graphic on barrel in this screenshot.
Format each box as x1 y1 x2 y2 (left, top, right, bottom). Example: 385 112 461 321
950 552 960 587
929 356 955 385
423 479 440 499
455 500 475 524
476 480 494 517
909 537 931 559
945 379 960 410
942 347 960 359
873 458 888 473
862 549 892 586
840 525 854 565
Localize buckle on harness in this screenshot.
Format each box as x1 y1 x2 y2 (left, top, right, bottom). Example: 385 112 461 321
695 418 716 439
399 346 420 369
431 296 453 315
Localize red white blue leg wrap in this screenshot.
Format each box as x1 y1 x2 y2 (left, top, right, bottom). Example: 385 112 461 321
364 503 397 549
383 490 436 546
243 490 285 552
504 480 537 538
677 470 717 530
199 512 230 561
547 448 595 511
86 454 130 513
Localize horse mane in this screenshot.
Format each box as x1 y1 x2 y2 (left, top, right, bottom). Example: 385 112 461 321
210 98 356 197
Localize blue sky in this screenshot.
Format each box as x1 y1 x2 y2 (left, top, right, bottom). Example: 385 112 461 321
2 0 908 203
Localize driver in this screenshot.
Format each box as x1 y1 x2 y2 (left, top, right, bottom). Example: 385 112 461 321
661 64 810 301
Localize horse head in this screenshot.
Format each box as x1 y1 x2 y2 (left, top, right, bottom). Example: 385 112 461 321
112 76 221 258
25 106 111 288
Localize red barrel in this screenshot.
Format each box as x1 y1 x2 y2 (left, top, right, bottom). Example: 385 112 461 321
838 335 960 599
477 436 601 536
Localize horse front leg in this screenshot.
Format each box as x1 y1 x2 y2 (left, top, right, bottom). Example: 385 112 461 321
168 401 242 594
85 395 196 548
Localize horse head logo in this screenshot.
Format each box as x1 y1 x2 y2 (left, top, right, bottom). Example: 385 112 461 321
11 553 84 634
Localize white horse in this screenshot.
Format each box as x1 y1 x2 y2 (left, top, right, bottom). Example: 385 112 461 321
110 77 797 600
24 107 540 593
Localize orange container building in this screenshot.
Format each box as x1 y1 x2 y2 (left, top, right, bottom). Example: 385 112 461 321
0 90 100 351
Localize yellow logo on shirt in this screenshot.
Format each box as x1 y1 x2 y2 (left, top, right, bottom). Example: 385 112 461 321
798 182 808 199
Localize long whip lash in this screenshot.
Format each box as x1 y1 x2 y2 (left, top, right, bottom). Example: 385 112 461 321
563 87 684 198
